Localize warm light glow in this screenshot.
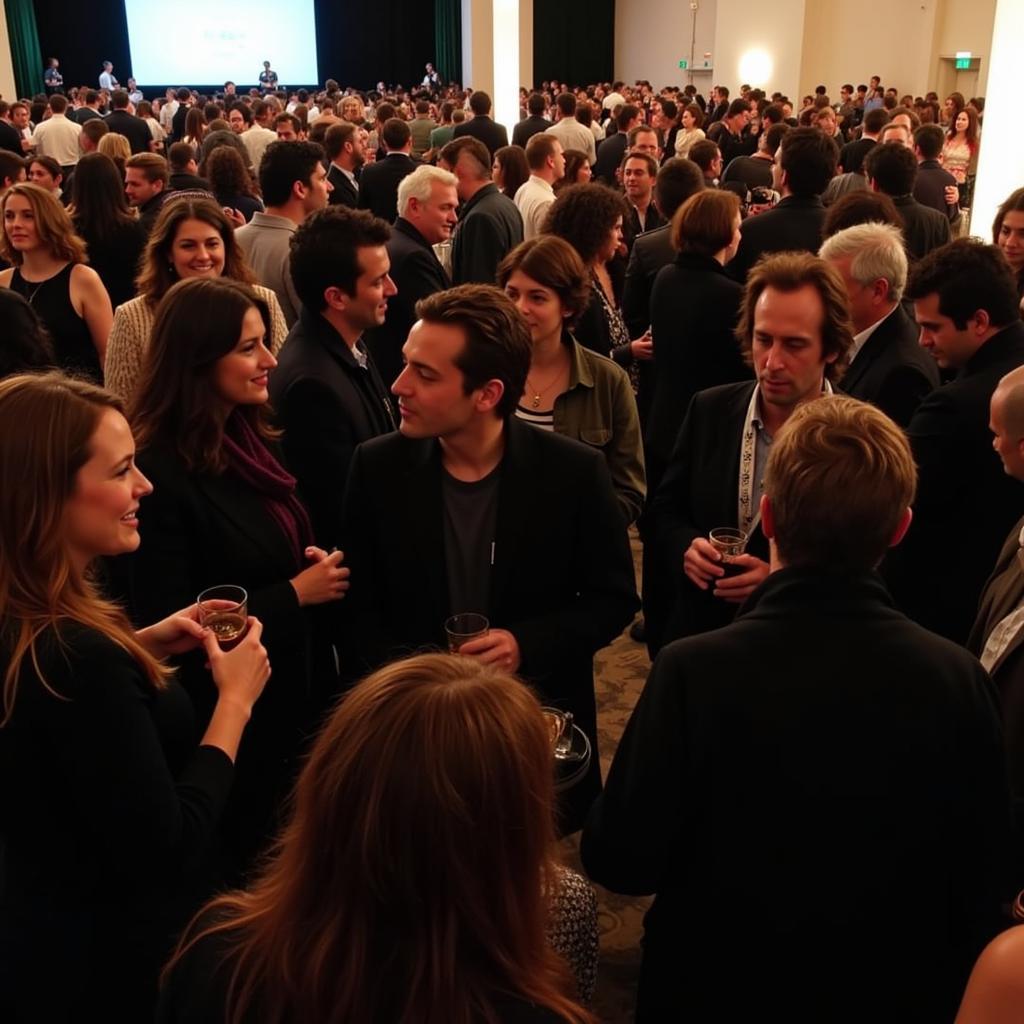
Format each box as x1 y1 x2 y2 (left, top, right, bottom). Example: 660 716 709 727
737 48 773 87
492 0 520 140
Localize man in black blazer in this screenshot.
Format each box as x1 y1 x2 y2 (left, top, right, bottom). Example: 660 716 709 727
357 117 419 224
728 127 837 283
451 90 508 158
511 91 550 148
913 123 960 221
885 239 1024 642
104 90 152 154
820 221 938 426
169 88 192 144
591 103 640 185
647 251 853 654
584 396 1012 1023
269 206 397 547
440 136 523 285
366 164 456 387
324 122 364 209
341 285 638 832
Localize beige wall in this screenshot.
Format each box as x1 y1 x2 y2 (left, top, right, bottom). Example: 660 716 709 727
0 0 17 103
714 0 806 103
615 0 717 91
933 0 996 95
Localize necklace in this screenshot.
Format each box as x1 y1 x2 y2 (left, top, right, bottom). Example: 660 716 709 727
525 366 565 409
20 279 45 306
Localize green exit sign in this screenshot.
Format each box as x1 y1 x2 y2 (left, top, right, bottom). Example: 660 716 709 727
955 57 970 69
679 59 688 69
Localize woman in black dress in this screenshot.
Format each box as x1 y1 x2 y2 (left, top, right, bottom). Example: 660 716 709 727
0 373 269 1021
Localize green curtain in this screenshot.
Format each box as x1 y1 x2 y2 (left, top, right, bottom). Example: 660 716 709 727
434 0 462 85
4 0 44 98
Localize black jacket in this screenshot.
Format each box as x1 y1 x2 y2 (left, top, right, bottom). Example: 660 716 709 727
622 223 674 337
327 163 358 208
450 183 523 285
728 194 826 282
452 115 509 158
914 159 960 221
511 114 551 148
890 193 952 261
591 131 629 185
357 152 419 224
104 109 153 154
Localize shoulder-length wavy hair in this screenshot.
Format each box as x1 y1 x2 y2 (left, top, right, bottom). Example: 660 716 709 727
0 373 168 726
497 235 591 330
164 653 593 1024
946 105 979 151
184 106 206 145
70 152 137 244
131 277 274 475
542 182 628 266
0 182 87 267
205 145 259 199
135 197 255 305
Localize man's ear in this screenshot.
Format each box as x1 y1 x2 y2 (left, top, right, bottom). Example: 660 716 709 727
475 378 506 415
889 506 912 548
760 494 774 539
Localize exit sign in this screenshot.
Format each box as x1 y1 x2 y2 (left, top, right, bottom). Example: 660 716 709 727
955 50 972 69
679 59 688 69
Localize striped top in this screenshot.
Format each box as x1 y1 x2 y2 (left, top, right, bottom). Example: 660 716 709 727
515 404 555 430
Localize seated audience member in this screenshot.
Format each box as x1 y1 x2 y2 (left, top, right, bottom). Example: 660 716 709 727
441 135 524 285
0 373 269 1021
69 152 147 309
269 206 397 547
205 144 263 223
26 154 64 201
324 122 365 208
166 141 210 192
820 222 939 426
728 127 837 282
886 239 1024 642
583 395 1012 1023
366 164 457 386
492 143 530 200
105 198 287 403
864 141 950 261
647 252 852 653
126 277 346 872
0 289 55 376
159 654 597 1022
515 134 565 241
687 138 722 188
498 235 645 524
958 926 1024 1024
722 121 786 191
125 151 170 234
822 188 904 238
236 141 330 328
358 116 418 224
0 182 111 381
913 124 960 222
340 286 638 832
993 187 1024 302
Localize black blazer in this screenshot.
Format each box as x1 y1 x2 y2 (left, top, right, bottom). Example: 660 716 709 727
839 302 939 427
327 163 358 208
728 194 826 282
592 131 629 185
452 115 509 158
357 152 419 224
365 217 450 387
885 321 1024 641
622 223 674 337
914 160 960 221
891 194 951 261
269 307 397 548
583 567 1011 1022
103 109 153 154
511 114 551 148
450 183 523 285
339 417 639 830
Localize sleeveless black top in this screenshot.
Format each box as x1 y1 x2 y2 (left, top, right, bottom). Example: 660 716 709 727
10 264 102 382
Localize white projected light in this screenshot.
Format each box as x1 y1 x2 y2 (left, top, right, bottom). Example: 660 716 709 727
492 0 521 142
738 49 772 88
124 1 319 85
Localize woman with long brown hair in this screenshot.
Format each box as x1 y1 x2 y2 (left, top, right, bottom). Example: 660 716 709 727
942 105 980 208
0 373 269 1021
160 653 595 1024
993 187 1024 303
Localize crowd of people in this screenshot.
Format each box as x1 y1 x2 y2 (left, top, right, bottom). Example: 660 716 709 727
2 61 1024 1023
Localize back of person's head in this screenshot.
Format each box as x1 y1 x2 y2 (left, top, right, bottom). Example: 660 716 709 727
573 102 593 129
556 92 575 118
543 182 629 265
80 118 109 149
726 98 748 120
862 107 889 135
823 190 904 238
70 152 134 237
527 92 546 117
661 99 678 121
85 90 99 106
654 157 704 220
167 141 196 172
906 238 1020 330
382 117 411 150
762 122 789 157
125 151 169 186
414 99 430 116
0 291 55 378
521 132 557 173
452 108 466 124
779 127 837 196
323 122 357 161
205 145 253 197
616 103 639 131
48 93 67 115
765 395 915 572
497 235 590 330
440 135 491 179
819 221 908 301
469 90 492 116
671 189 740 256
913 124 945 161
762 103 784 126
864 141 917 195
289 205 391 311
688 139 720 174
259 140 325 206
0 149 24 188
0 183 85 267
176 87 191 102
97 132 130 165
110 90 130 110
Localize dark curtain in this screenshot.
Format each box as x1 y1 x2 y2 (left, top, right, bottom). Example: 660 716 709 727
434 0 462 85
5 0 44 98
533 0 614 88
31 0 131 93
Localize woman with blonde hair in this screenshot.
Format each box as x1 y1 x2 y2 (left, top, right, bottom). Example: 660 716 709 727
160 653 596 1024
104 197 287 403
0 373 270 1020
0 182 112 381
97 131 131 177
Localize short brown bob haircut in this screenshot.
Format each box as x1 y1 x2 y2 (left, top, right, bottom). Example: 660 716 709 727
671 189 739 256
764 395 916 572
496 235 592 331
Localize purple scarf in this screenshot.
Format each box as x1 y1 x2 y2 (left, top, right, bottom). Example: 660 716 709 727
222 412 314 568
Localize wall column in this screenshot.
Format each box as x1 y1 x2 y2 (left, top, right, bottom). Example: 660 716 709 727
0 0 18 102
461 0 526 131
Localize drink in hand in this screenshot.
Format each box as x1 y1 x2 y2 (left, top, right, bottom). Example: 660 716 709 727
709 528 748 577
197 585 249 649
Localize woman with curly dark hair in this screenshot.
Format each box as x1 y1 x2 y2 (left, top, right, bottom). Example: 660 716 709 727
542 183 650 369
205 146 264 223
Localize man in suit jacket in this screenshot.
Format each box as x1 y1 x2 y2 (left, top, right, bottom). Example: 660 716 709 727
885 239 1024 642
366 165 456 387
103 90 153 154
269 206 397 547
647 251 853 654
511 91 551 148
913 123 960 221
584 396 1012 1023
591 104 640 185
837 105 887 174
357 117 419 224
440 136 523 285
728 127 837 282
341 285 638 832
451 90 508 158
169 88 192 144
324 122 363 209
820 221 938 426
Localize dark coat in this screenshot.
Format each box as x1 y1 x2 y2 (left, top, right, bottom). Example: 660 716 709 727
339 416 638 831
891 193 951 261
622 223 674 337
357 152 419 224
449 182 523 285
839 136 875 174
366 217 450 387
728 194 826 282
327 163 358 208
838 302 939 427
104 109 153 154
914 159 960 221
591 131 629 185
884 321 1024 641
452 115 509 158
511 114 551 148
582 567 1012 1023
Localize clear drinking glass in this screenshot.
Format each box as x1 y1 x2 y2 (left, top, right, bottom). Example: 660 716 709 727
444 612 489 654
197 585 248 650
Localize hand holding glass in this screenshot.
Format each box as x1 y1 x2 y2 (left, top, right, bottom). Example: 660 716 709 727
444 613 489 654
197 585 248 649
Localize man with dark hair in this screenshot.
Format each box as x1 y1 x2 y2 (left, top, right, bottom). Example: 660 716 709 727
274 113 305 142
269 206 397 543
227 101 254 136
169 88 193 143
71 89 103 125
358 117 418 224
913 124 960 221
166 141 210 191
886 239 1024 642
451 90 508 158
688 138 722 187
0 102 23 156
124 152 169 233
707 98 754 165
408 99 435 160
512 91 550 148
621 150 664 238
864 141 949 261
104 90 152 154
728 127 838 282
584 393 1011 1022
27 93 80 171
592 103 641 184
77 117 109 156
236 140 331 327
340 283 638 832
708 85 729 123
546 91 596 164
0 149 26 193
324 122 365 208
839 106 888 174
241 98 278 170
722 121 786 191
440 135 523 285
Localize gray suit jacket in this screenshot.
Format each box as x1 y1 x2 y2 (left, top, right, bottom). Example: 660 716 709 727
235 212 300 327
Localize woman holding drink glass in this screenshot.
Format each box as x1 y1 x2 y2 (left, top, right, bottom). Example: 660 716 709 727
125 277 348 874
0 373 269 1021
